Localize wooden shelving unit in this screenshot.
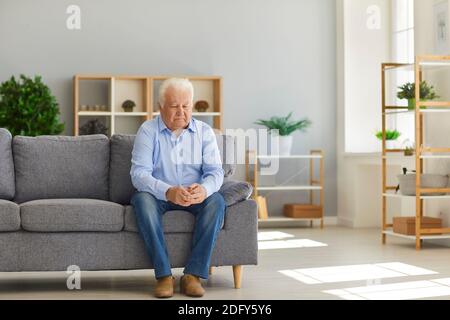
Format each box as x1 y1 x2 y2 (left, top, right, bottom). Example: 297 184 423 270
73 75 223 136
245 150 324 228
381 55 450 250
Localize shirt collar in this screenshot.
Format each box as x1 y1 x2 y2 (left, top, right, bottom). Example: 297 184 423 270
158 116 197 133
187 118 197 132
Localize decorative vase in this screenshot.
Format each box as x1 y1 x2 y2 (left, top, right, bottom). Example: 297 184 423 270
278 135 293 156
194 100 209 112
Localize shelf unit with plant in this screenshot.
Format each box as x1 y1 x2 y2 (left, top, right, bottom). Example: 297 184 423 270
381 55 450 251
245 113 324 228
73 75 223 136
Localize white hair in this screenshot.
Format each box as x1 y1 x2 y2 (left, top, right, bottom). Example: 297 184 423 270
158 78 194 107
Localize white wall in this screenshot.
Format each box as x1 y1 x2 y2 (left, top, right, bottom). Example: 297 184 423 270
337 0 394 227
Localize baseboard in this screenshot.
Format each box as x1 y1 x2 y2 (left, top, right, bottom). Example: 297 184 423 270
337 216 355 228
324 216 338 225
258 216 338 229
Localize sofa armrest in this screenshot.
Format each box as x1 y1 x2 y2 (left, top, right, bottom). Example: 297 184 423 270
211 199 258 267
224 199 258 231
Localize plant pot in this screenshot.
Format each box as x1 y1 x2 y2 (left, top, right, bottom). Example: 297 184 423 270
408 98 427 110
385 140 397 150
123 107 134 112
278 135 293 156
408 99 415 110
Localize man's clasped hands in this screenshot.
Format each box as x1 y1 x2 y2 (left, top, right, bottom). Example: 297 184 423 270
165 184 207 207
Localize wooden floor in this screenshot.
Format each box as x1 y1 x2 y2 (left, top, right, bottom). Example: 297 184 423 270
1 226 450 300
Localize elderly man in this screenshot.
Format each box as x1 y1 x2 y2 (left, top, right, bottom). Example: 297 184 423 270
130 78 225 298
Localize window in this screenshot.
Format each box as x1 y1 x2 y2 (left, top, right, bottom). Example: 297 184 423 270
391 0 415 147
393 0 415 63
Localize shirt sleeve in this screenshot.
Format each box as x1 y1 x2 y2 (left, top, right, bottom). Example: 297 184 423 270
200 126 225 197
130 124 172 201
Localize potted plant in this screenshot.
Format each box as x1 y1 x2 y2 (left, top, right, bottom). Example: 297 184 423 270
122 100 136 112
402 139 415 156
79 119 108 136
0 75 65 136
375 129 401 149
255 112 312 156
397 81 439 110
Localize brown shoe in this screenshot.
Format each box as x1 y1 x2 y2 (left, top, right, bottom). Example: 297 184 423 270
180 274 205 297
154 276 175 298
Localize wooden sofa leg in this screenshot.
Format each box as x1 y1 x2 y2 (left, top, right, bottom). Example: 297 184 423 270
232 265 242 289
209 267 213 275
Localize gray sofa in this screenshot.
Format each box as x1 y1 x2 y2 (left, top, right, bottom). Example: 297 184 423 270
0 128 258 288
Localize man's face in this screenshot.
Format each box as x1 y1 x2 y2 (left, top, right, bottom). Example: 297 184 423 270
160 86 193 131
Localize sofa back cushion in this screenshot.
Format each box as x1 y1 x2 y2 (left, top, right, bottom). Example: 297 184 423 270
109 133 237 205
13 134 110 203
0 128 15 200
109 134 136 205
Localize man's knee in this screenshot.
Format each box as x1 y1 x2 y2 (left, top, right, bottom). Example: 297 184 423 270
131 191 157 204
131 192 159 213
204 192 226 213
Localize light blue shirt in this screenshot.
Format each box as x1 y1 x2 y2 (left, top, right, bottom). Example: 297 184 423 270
130 116 224 201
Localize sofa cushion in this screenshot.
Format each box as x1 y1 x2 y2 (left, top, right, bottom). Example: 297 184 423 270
0 200 20 232
0 128 15 200
110 133 237 205
124 205 194 233
20 199 124 232
219 180 253 207
13 134 110 203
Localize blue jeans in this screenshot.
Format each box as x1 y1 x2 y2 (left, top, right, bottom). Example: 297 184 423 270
130 191 226 280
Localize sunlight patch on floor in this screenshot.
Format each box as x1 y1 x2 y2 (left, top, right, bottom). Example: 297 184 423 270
258 239 327 250
257 231 295 241
279 262 437 284
324 278 450 300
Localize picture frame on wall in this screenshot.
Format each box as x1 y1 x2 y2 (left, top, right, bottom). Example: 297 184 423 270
434 1 450 54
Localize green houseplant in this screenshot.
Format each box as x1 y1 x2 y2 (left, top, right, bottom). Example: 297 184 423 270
0 75 65 136
375 129 401 149
122 99 136 112
255 112 312 155
397 81 439 110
